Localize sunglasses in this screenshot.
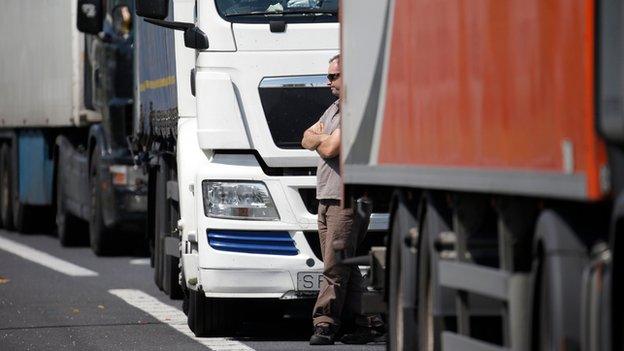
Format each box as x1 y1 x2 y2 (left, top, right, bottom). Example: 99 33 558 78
327 73 341 82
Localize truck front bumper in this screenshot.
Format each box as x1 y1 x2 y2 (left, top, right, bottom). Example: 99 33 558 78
191 154 389 298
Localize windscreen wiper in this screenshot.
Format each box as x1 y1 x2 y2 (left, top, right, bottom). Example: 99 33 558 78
225 9 336 18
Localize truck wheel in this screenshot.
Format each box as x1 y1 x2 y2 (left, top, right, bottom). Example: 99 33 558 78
416 197 450 351
187 289 240 337
181 271 190 316
89 146 115 256
534 254 583 351
163 238 183 299
11 143 31 233
56 168 83 246
187 289 207 336
613 220 624 351
532 210 588 351
153 161 165 290
12 201 29 233
0 144 13 230
163 165 183 299
147 166 157 268
154 156 183 299
388 196 418 351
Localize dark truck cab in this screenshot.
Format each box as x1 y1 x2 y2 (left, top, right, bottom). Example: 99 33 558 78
55 0 147 255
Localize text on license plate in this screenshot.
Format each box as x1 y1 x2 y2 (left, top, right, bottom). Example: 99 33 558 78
297 272 323 291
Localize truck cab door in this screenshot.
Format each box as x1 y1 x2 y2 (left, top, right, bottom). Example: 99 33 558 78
93 0 134 149
94 0 134 101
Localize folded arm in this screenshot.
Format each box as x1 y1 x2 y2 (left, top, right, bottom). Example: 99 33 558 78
316 128 341 159
301 121 326 150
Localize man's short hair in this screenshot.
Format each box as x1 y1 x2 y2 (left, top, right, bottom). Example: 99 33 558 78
329 54 340 64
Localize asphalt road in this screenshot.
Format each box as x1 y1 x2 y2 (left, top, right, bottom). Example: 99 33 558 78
0 230 385 351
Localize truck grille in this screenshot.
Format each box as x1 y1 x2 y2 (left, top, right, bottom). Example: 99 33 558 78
259 76 336 149
299 188 319 215
207 230 298 256
303 231 322 261
303 230 386 261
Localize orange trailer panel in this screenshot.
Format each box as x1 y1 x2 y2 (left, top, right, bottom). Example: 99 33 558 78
369 0 608 199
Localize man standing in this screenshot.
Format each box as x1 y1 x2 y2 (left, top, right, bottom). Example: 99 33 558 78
301 55 381 345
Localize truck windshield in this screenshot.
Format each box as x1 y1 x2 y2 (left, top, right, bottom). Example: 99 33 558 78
215 0 338 23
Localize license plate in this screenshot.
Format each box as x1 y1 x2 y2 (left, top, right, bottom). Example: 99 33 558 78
297 272 323 291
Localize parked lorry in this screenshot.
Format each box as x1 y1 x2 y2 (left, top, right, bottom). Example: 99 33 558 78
133 0 388 336
0 0 146 255
341 0 623 350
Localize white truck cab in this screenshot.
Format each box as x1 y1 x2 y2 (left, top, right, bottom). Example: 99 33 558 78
136 0 387 335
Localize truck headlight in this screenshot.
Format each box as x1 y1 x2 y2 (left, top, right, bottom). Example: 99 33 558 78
109 165 146 190
202 181 280 221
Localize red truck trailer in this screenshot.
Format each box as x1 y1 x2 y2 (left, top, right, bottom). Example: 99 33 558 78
341 0 624 350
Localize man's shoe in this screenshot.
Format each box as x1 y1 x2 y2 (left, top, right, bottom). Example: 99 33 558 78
340 326 386 345
310 323 336 345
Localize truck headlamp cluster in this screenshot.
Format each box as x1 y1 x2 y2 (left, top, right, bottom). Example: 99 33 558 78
109 165 146 190
202 181 279 221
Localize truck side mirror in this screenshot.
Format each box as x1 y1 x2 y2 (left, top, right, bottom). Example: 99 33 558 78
76 0 104 34
136 0 169 20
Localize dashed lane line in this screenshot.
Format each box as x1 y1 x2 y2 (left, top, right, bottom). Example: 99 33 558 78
0 236 98 277
109 289 255 351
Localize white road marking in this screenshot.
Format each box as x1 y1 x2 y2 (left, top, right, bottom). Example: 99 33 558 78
0 236 98 277
109 289 254 351
129 258 151 265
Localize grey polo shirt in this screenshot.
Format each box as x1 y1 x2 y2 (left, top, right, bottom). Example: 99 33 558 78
316 100 341 200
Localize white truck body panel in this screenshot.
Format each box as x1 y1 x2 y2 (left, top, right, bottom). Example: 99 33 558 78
0 0 93 128
197 0 236 51
173 0 198 118
195 71 251 149
195 50 339 167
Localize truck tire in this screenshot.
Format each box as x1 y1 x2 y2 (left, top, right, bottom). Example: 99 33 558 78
0 144 13 230
187 289 240 337
532 210 588 351
163 162 183 299
612 216 624 351
56 169 77 246
181 271 190 316
154 156 183 299
388 195 418 351
11 143 32 233
56 168 84 246
153 162 165 290
12 201 29 233
147 166 157 268
416 196 450 351
89 146 115 256
162 230 183 299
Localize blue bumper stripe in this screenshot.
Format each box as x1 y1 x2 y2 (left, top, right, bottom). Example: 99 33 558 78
207 230 298 256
